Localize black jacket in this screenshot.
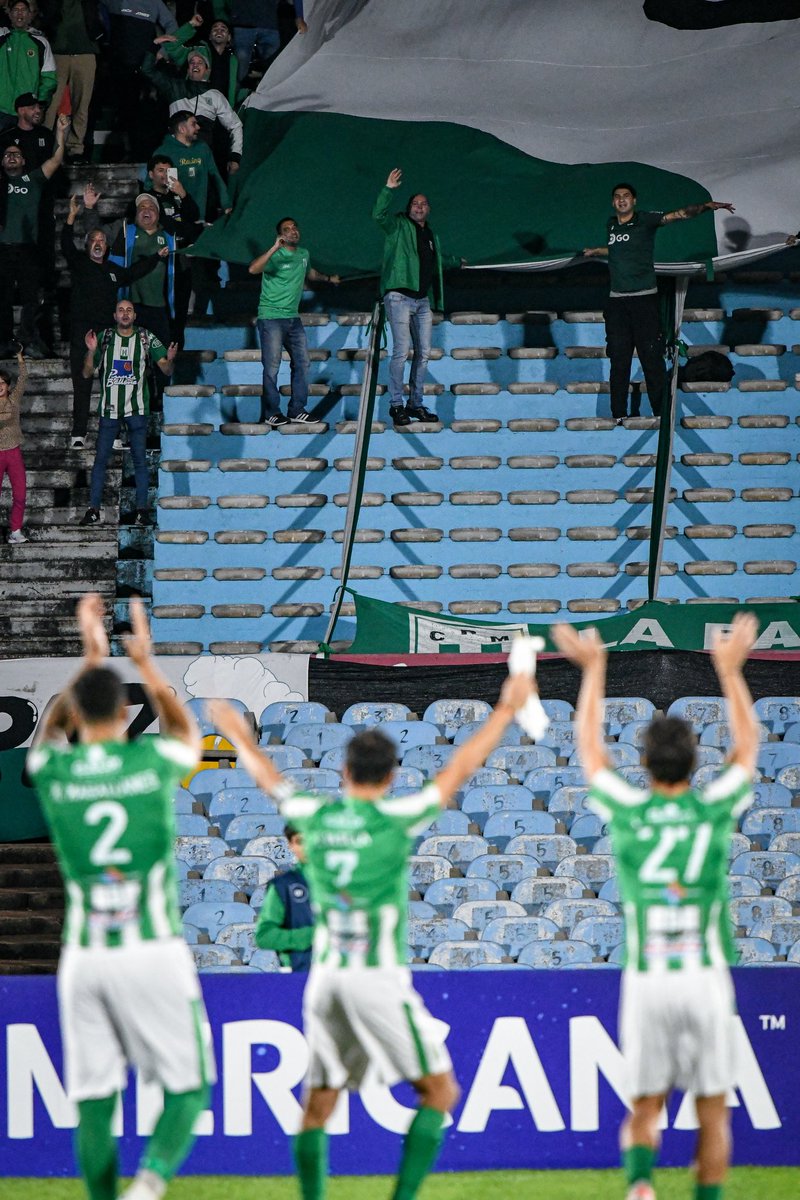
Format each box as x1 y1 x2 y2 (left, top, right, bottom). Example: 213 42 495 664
60 221 160 330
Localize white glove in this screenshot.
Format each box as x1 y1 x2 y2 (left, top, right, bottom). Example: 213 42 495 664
508 635 549 741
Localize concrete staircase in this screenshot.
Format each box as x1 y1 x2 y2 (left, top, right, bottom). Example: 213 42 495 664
0 842 63 974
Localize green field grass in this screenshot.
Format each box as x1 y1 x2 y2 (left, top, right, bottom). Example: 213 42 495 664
5 1169 798 1200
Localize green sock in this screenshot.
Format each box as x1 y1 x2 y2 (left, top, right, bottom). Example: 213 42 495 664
293 1128 328 1200
695 1186 723 1200
141 1086 208 1182
76 1096 119 1200
392 1107 447 1200
623 1144 657 1186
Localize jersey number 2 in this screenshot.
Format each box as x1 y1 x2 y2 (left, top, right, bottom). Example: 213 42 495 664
85 801 133 867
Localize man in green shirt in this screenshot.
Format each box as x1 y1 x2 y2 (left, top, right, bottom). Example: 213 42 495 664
255 823 313 969
584 183 734 423
79 298 177 528
209 668 535 1200
552 613 759 1200
248 216 339 426
27 592 214 1200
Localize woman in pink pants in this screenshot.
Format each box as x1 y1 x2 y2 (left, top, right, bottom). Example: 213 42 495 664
0 350 28 544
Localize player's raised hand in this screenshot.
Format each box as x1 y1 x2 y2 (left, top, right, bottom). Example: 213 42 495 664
77 593 109 665
386 167 402 189
551 622 606 669
123 597 152 666
499 671 536 712
710 611 758 673
207 699 254 748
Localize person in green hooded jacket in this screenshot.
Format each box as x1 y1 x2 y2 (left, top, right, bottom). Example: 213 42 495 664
372 167 463 427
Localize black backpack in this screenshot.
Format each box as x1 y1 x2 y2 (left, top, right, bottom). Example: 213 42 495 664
679 350 734 385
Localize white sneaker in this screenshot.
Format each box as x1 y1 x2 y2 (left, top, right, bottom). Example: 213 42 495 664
626 1184 656 1200
119 1169 167 1200
112 438 124 451
70 435 86 450
8 529 27 544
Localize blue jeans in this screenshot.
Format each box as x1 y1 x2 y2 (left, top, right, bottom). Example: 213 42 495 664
384 291 432 409
257 317 310 419
90 414 148 510
233 26 281 81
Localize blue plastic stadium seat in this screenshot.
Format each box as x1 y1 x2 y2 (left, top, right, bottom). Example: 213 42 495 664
734 937 777 964
727 874 761 899
402 744 455 774
598 877 621 903
694 746 726 769
183 923 201 944
188 767 254 800
342 701 411 726
770 832 800 856
284 767 341 793
467 853 541 888
667 696 727 729
572 915 626 957
542 896 618 935
285 722 352 761
547 785 591 819
191 944 239 969
409 900 437 920
183 900 255 940
749 783 793 811
754 697 800 734
319 746 347 772
482 915 560 956
593 835 613 855
452 899 526 932
555 854 615 890
175 834 228 869
603 698 656 734
428 941 504 969
225 814 286 852
776 764 800 791
204 854 277 895
758 742 800 781
392 767 426 791
510 876 585 912
208 787 278 837
518 939 594 968
741 808 800 848
380 720 441 751
418 833 489 870
486 745 558 775
569 813 607 850
408 854 453 894
729 833 751 863
262 746 306 771
246 949 283 972
454 720 523 747
217 921 257 962
174 788 197 815
617 766 650 788
542 698 574 722
539 721 578 757
524 766 585 799
260 701 332 731
199 964 262 974
787 940 800 964
186 697 251 750
483 810 557 850
504 833 576 870
457 768 510 795
766 918 800 955
408 916 469 958
242 834 296 867
423 699 492 738
175 858 191 881
180 878 242 908
730 851 800 887
425 877 499 913
617 721 649 748
415 811 472 843
569 743 639 770
775 875 800 903
700 721 768 748
783 723 800 745
175 813 211 837
461 784 535 830
608 943 626 965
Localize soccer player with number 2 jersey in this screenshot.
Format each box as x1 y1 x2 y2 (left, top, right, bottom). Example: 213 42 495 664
27 594 215 1200
209 668 535 1200
553 613 760 1200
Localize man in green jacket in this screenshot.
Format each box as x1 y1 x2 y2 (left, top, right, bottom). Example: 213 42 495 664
254 824 313 970
373 167 462 427
0 1 57 130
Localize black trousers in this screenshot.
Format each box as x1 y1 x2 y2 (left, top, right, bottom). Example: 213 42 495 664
604 292 666 418
70 325 94 437
0 244 41 345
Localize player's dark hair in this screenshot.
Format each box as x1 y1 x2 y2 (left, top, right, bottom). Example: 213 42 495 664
169 110 194 135
71 667 125 724
148 154 174 171
0 369 11 387
643 716 697 785
611 181 637 199
275 216 297 233
284 822 300 840
345 728 397 785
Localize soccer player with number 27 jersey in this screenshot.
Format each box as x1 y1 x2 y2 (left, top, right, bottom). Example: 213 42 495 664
553 613 760 1200
28 594 215 1200
209 667 537 1200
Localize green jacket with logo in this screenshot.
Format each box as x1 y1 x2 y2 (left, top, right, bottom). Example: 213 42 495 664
372 185 459 310
0 28 57 116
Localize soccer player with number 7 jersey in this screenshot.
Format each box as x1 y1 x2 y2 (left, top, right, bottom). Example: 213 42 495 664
27 594 215 1200
209 668 536 1200
552 613 760 1200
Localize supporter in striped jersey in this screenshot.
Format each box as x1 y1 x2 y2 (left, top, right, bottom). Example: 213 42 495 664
78 298 177 528
27 593 214 1200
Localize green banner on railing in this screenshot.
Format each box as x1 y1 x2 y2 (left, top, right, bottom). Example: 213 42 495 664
344 591 800 655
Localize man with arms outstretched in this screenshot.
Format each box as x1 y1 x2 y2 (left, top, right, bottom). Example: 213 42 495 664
552 613 759 1200
210 669 535 1200
27 594 215 1200
584 184 734 423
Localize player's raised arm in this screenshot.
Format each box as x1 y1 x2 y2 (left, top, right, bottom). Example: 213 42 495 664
207 699 289 799
551 623 610 778
710 611 759 777
124 597 201 758
433 673 535 807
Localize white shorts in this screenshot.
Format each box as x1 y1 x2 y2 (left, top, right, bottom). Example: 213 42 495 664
620 966 737 1099
303 966 453 1091
57 938 217 1102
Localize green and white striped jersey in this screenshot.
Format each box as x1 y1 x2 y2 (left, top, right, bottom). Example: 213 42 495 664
278 785 441 968
588 764 753 973
28 736 197 949
93 328 167 418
